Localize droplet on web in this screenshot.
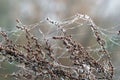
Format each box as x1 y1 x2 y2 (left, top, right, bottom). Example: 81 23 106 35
84 15 90 19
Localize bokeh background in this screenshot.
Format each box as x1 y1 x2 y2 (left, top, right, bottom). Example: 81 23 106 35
0 0 120 80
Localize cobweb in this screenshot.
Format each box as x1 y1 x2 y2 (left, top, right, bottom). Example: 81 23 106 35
11 14 120 57
0 13 119 80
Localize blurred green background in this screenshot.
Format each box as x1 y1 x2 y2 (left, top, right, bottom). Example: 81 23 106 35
0 0 120 80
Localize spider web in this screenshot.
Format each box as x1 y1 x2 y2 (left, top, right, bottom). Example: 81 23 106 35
0 13 119 79
23 14 120 79
11 14 119 57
